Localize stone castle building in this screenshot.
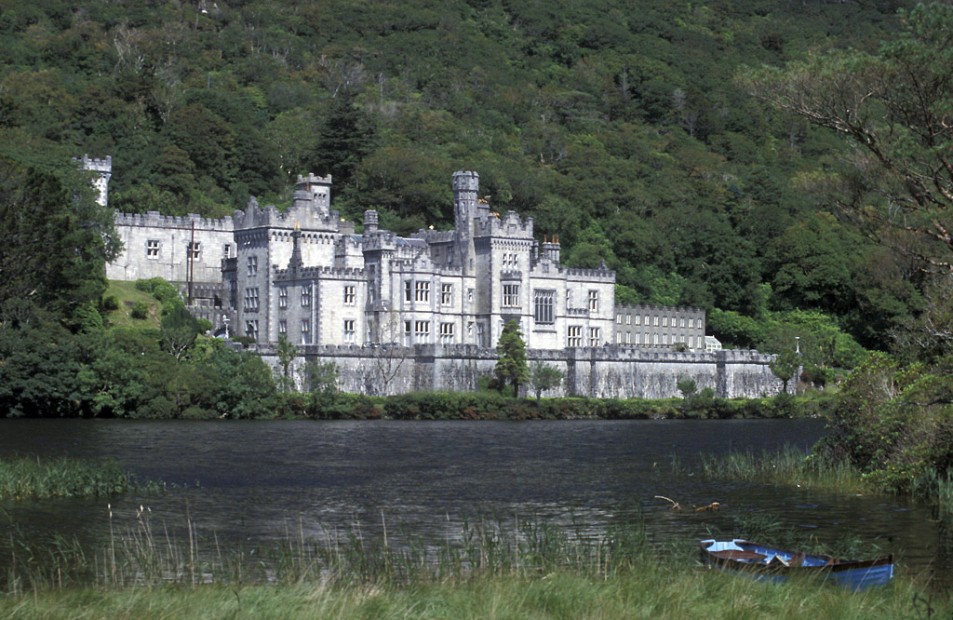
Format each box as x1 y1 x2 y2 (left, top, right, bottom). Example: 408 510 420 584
99 159 783 398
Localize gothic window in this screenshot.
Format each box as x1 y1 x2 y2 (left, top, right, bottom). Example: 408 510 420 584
439 322 454 343
146 240 160 258
588 327 601 347
441 283 453 305
247 255 258 276
301 286 311 307
567 325 582 347
344 285 356 305
616 314 623 324
415 281 430 303
245 320 258 340
278 319 287 334
404 280 413 302
533 290 555 324
502 284 520 308
301 319 311 345
344 319 355 343
244 288 259 312
588 290 599 312
278 287 288 309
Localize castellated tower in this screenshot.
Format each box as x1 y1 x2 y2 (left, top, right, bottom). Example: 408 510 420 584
453 170 479 273
78 154 112 206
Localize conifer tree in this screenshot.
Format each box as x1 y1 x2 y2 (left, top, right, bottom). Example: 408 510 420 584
495 320 529 397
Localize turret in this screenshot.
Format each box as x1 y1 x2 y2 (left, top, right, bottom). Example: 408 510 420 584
453 170 479 227
364 209 379 233
77 154 112 206
293 173 333 216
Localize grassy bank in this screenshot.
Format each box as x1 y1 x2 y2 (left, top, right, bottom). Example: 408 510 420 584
0 456 140 500
1 568 941 620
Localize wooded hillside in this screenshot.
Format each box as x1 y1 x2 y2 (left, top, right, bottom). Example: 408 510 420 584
0 0 916 352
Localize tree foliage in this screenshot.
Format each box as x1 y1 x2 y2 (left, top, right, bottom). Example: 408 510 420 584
495 320 529 397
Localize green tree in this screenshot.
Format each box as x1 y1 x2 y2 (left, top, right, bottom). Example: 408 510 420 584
495 320 529 397
740 3 953 277
275 334 298 393
305 360 339 416
160 304 202 361
769 348 801 394
529 361 564 402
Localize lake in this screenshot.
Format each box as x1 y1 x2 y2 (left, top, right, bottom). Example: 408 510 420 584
0 419 944 582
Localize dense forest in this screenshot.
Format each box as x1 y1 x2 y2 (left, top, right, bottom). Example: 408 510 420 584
0 0 921 355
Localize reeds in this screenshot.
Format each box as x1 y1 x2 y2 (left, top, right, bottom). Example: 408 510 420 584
699 445 871 494
0 456 141 500
2 509 652 595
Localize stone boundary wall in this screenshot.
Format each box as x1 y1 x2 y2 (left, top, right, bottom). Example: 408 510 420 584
257 345 784 399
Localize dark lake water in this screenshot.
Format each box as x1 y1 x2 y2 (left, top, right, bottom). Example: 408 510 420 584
0 419 946 584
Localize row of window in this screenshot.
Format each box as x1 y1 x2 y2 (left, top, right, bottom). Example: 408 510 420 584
264 285 358 311
616 314 701 329
567 326 602 347
144 240 240 260
146 240 213 259
403 281 456 305
616 333 701 347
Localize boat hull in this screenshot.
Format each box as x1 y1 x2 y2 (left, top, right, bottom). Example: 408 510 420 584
699 539 894 590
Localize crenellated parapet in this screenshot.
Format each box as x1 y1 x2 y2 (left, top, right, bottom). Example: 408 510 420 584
114 211 235 231
233 197 342 232
473 210 534 239
273 265 367 281
362 231 400 252
413 229 455 244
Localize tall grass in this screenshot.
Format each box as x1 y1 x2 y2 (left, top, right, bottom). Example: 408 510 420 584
0 456 141 500
700 445 871 494
1 510 653 595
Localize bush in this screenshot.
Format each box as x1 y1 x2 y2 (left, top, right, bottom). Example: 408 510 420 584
130 302 149 320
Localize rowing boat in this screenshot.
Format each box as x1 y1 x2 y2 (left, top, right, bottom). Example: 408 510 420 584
699 539 894 590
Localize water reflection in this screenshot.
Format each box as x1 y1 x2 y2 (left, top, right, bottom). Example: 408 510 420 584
0 419 944 582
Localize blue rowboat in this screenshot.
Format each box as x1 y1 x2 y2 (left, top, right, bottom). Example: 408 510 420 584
699 539 894 590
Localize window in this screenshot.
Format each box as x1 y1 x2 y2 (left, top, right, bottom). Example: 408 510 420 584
634 315 640 326
588 290 599 312
343 319 355 343
223 243 232 258
188 241 201 260
441 283 453 306
566 290 573 308
589 327 601 347
663 317 668 327
244 287 259 311
567 325 582 347
247 255 258 275
502 284 520 308
414 320 430 341
616 314 623 324
415 281 430 303
404 320 412 345
627 314 632 325
278 319 287 334
278 287 288 309
146 239 160 258
301 286 311 307
344 285 356 305
404 280 413 302
654 316 659 326
245 320 258 340
467 288 474 303
534 290 555 324
439 322 454 343
301 319 311 345
681 318 686 328
625 332 631 344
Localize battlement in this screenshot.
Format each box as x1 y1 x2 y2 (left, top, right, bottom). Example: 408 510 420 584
296 172 332 186
233 198 341 232
452 170 480 192
413 229 455 244
619 303 704 315
273 265 366 281
473 210 534 239
561 266 615 280
77 154 112 173
114 211 235 231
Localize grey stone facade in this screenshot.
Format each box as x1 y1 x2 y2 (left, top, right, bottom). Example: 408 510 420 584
99 160 786 399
